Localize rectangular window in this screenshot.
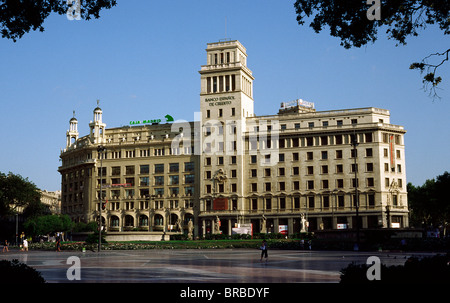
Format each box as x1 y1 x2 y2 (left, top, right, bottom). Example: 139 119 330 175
308 196 314 209
185 174 195 184
155 188 164 196
154 164 164 174
169 163 179 173
323 196 330 208
125 165 134 175
184 162 194 172
169 175 179 185
111 166 121 176
280 197 286 209
338 195 344 208
294 197 300 209
265 198 272 210
154 176 164 186
140 165 149 174
368 194 375 207
252 198 258 210
140 177 149 186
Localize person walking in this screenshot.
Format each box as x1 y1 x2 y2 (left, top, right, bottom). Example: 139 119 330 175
23 238 28 251
260 239 268 262
2 240 8 252
56 238 61 252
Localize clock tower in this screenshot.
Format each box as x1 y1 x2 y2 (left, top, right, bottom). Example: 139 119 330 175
198 40 255 232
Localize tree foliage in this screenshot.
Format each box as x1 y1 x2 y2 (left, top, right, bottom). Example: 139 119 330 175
24 214 73 237
0 0 117 42
293 0 450 98
0 171 41 218
408 172 450 234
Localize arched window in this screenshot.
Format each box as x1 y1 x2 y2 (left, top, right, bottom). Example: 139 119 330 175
125 215 134 227
139 215 148 226
110 216 120 227
154 214 164 226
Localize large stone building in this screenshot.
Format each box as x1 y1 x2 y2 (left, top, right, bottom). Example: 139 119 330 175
59 40 408 239
40 190 61 214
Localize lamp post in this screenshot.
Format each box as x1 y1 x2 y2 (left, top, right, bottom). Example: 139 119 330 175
351 132 360 248
97 145 106 252
332 188 338 230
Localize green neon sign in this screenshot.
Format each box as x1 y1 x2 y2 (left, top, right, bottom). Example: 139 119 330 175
130 114 174 125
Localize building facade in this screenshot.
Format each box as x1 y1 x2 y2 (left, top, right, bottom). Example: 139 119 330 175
59 40 408 239
40 190 61 214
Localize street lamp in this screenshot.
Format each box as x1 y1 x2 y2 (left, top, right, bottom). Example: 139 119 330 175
97 145 106 252
351 132 360 248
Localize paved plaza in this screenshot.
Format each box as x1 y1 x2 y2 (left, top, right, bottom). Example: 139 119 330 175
0 248 429 283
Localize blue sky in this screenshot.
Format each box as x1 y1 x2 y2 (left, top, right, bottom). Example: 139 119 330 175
0 0 448 191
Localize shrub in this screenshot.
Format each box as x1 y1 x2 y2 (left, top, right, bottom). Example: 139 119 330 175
0 259 45 283
85 231 107 244
340 253 450 283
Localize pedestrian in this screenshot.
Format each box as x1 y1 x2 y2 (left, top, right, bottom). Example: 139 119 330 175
260 239 268 262
2 240 8 253
23 238 28 251
56 238 61 252
308 239 312 250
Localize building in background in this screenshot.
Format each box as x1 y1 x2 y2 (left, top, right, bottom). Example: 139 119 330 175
40 190 61 214
59 40 408 239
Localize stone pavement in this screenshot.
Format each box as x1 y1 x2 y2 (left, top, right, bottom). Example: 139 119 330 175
0 248 427 283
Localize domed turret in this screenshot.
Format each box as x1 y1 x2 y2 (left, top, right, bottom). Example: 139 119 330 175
89 100 106 144
66 111 79 148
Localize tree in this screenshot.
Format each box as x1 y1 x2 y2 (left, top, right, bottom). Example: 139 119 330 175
0 171 41 218
407 172 450 235
0 0 117 42
293 0 450 98
24 214 73 237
